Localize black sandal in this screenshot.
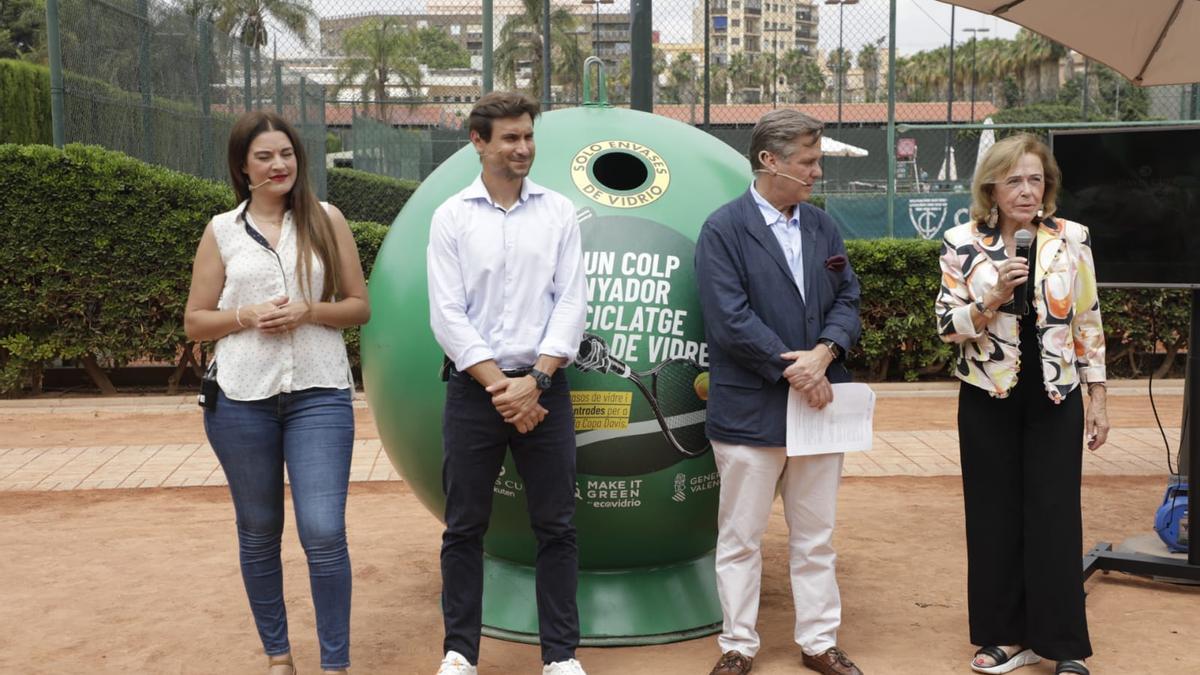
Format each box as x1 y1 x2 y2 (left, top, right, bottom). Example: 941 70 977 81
970 646 1040 674
1055 661 1089 675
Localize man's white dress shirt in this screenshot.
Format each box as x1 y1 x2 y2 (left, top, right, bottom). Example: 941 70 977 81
427 175 588 371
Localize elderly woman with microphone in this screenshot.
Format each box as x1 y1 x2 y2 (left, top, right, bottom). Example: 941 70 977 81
934 133 1109 675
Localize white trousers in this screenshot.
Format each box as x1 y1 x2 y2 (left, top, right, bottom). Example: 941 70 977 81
712 440 844 658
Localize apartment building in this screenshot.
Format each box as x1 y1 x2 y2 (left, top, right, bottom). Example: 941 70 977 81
692 0 819 66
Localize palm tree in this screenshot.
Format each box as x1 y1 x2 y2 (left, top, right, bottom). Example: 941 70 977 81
779 49 824 103
975 38 1016 107
200 0 315 50
652 47 670 102
493 0 580 100
709 62 729 104
826 47 852 102
553 32 589 104
761 52 780 104
664 52 700 121
1014 29 1066 102
895 53 915 100
610 57 631 102
188 0 315 111
336 17 422 118
856 43 880 103
894 45 966 103
893 54 919 100
727 52 757 103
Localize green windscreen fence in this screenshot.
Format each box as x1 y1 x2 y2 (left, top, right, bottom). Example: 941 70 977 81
825 192 973 240
55 0 326 196
351 115 430 182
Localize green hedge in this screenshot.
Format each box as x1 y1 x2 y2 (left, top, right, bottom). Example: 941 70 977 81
0 143 388 393
0 59 53 144
0 59 240 178
842 239 1191 381
327 167 419 226
343 220 390 371
845 239 952 381
1094 288 1191 379
0 143 233 392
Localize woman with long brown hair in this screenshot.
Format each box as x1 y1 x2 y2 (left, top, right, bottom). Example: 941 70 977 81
184 111 369 674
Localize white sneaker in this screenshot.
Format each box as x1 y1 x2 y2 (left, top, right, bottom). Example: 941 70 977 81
543 659 586 675
436 650 478 675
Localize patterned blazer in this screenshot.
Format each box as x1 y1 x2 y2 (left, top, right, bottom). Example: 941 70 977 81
935 216 1106 402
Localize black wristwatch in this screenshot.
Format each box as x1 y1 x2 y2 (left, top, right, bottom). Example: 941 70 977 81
818 338 842 361
529 368 552 390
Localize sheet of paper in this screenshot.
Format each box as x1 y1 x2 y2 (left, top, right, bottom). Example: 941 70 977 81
786 382 875 456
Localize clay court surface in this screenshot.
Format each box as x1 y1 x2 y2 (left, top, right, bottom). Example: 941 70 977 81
2 386 1198 673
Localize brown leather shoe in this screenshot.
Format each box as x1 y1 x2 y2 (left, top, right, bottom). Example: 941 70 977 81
709 650 754 675
802 646 863 675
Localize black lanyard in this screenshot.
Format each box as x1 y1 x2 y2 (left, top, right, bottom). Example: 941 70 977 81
237 204 290 297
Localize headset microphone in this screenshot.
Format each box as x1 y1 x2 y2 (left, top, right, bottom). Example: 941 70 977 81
248 177 274 190
752 168 812 187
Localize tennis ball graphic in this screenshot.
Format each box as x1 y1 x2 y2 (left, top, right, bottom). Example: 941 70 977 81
694 371 709 401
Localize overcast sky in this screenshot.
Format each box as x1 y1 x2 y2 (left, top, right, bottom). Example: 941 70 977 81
269 0 1023 58
829 0 1020 55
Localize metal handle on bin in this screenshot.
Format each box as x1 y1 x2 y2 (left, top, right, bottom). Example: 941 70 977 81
582 56 610 107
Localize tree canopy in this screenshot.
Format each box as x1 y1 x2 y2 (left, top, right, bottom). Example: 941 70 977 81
0 0 46 62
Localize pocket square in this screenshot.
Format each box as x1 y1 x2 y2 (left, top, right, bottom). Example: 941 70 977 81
824 254 847 272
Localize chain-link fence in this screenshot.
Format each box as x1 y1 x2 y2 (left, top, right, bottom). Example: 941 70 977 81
42 0 1200 231
52 0 326 194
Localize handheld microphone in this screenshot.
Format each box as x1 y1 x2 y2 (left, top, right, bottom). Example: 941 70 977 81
1012 228 1034 315
248 177 274 190
752 168 812 187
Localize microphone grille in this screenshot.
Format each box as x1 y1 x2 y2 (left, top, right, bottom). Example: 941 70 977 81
1014 229 1034 248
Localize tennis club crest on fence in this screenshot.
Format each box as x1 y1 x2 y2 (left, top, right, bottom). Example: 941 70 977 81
909 197 950 240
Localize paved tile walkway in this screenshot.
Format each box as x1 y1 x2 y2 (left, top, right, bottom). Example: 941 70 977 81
0 383 1184 491
0 440 401 492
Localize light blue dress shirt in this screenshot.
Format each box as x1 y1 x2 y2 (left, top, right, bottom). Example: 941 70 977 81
427 175 589 371
750 182 805 300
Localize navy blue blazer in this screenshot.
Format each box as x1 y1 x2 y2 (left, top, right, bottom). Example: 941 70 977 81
695 189 862 447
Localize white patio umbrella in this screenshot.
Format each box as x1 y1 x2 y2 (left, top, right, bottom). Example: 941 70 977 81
937 146 958 182
821 136 869 157
935 1 1200 86
974 116 996 177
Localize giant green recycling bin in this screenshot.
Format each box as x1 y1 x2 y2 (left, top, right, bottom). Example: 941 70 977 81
361 88 752 644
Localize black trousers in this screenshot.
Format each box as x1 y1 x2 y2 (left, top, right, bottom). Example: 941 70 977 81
958 377 1092 661
440 369 579 665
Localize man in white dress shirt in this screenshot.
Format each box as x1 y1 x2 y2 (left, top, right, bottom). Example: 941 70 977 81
426 91 588 675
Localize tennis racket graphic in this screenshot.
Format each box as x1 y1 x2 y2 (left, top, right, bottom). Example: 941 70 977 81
574 332 711 457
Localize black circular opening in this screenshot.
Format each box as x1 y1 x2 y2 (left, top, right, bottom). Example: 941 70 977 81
591 152 650 192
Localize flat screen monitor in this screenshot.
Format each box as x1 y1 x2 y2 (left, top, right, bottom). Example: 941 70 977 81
1051 126 1200 288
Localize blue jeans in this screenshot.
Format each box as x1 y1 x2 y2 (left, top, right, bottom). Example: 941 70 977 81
204 387 354 670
